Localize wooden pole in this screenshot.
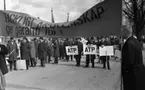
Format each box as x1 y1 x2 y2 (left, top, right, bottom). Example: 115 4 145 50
4 0 6 11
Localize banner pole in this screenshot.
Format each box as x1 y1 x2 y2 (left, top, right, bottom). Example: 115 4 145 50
120 39 123 90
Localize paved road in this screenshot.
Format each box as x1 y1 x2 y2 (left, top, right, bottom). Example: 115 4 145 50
5 58 121 90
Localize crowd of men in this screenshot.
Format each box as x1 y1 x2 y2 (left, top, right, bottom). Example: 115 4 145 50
5 36 121 71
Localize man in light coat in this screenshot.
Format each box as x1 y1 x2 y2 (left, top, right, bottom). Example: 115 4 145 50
7 37 18 71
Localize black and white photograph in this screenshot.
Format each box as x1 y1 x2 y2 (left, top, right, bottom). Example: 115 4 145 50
0 0 145 90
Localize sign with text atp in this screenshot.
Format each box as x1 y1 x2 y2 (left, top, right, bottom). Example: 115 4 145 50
83 45 97 55
65 46 78 55
99 46 114 56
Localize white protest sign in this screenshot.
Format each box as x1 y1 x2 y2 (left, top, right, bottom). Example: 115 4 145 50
83 45 97 55
65 46 78 55
99 46 114 56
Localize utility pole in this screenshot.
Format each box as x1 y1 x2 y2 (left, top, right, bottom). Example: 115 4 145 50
4 0 6 10
67 12 69 22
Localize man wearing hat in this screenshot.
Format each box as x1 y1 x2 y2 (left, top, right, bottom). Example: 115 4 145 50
74 37 83 67
21 37 31 70
38 37 46 67
85 37 96 68
7 37 18 71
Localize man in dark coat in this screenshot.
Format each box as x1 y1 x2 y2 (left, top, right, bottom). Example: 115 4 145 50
99 37 111 70
69 38 75 61
74 38 83 67
121 25 145 90
97 38 102 63
38 37 46 67
63 38 70 62
0 41 9 90
47 38 53 63
34 38 39 64
85 37 96 68
43 39 48 63
52 38 59 64
59 39 64 60
20 37 31 70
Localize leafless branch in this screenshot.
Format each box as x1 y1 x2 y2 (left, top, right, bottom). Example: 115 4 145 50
123 10 134 19
123 0 134 15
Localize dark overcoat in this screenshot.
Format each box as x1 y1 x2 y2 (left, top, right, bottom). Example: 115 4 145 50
86 41 96 60
34 40 39 58
63 41 70 55
30 41 36 59
53 40 59 57
7 42 18 61
38 41 47 60
122 36 145 90
47 41 53 56
0 44 9 75
59 42 64 56
74 41 83 58
20 42 31 60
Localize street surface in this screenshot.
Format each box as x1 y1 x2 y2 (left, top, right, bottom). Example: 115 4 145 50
5 57 121 90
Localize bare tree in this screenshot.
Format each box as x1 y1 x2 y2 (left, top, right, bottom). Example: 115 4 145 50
123 0 145 39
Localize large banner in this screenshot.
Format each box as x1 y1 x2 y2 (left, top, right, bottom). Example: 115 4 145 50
0 10 63 37
83 45 97 55
0 0 121 37
60 0 121 36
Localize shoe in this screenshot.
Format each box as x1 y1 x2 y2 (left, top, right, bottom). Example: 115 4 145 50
84 66 89 68
91 66 95 68
75 65 80 67
103 67 106 69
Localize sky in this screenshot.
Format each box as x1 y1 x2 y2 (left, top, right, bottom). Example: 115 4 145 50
0 0 102 23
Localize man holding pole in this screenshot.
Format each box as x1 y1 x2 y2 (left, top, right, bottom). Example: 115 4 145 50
7 37 18 71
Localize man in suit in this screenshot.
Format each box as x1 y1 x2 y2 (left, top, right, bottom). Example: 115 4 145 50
0 39 9 90
59 39 64 60
99 37 111 70
52 38 59 64
74 38 83 67
63 38 70 62
20 37 31 70
69 38 75 61
7 37 18 71
38 37 46 67
47 38 53 63
121 25 145 90
34 38 39 64
85 37 96 68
